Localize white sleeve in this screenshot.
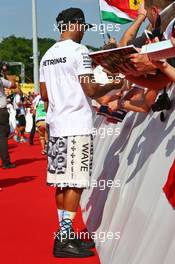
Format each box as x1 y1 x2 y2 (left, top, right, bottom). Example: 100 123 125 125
75 45 93 76
15 94 21 104
1 78 12 88
32 95 40 109
39 59 45 82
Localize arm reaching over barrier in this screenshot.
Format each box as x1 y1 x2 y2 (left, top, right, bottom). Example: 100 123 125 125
126 72 170 90
108 87 159 113
119 1 147 47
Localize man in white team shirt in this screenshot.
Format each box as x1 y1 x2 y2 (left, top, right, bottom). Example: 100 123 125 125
40 8 123 258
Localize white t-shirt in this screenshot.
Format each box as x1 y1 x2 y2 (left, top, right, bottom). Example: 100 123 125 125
40 39 94 137
0 77 11 108
13 94 25 116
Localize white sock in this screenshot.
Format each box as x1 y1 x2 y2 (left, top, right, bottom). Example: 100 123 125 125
63 210 76 221
57 209 64 222
60 210 76 234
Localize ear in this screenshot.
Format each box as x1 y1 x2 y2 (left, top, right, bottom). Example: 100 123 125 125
151 6 157 16
152 5 160 16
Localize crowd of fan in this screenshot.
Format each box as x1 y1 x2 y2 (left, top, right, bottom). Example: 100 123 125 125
93 0 175 124
0 70 48 169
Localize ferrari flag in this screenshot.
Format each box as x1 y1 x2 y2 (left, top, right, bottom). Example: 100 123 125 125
100 0 142 24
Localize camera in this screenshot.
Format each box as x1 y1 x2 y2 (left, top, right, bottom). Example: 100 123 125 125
151 90 172 112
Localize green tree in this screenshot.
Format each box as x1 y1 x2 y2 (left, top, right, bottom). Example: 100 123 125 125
0 36 55 82
0 36 99 82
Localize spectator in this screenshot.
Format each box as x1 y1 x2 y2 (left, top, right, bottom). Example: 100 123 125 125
125 0 175 90
108 85 159 113
119 1 148 47
0 77 16 169
29 94 36 145
150 37 175 81
13 88 27 143
95 33 158 115
33 94 48 154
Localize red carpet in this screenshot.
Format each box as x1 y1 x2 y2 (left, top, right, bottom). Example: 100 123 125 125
0 135 100 264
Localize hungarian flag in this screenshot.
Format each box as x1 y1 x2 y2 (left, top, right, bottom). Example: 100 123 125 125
100 0 142 24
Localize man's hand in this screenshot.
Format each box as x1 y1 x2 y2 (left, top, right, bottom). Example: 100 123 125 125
117 64 143 77
151 60 168 70
113 77 124 87
126 71 170 90
128 53 157 73
108 37 117 45
108 100 119 111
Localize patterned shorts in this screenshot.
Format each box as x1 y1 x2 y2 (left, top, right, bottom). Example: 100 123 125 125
47 135 93 188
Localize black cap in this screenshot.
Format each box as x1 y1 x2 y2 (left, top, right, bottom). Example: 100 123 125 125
56 8 93 30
